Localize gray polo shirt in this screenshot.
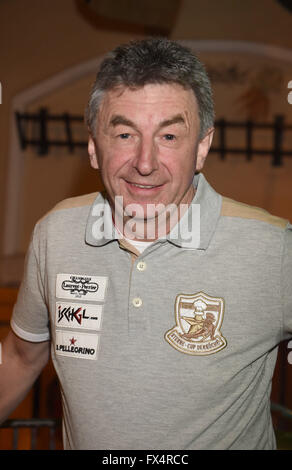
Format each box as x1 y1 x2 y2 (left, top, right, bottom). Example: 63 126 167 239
11 173 292 450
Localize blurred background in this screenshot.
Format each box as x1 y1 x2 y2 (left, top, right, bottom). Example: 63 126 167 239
0 0 291 450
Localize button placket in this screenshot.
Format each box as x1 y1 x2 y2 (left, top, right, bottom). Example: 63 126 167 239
128 256 151 335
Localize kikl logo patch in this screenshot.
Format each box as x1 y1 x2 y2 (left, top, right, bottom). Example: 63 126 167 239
165 291 227 356
56 274 108 301
56 302 103 331
55 330 99 360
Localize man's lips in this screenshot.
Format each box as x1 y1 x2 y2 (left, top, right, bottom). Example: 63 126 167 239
125 181 164 191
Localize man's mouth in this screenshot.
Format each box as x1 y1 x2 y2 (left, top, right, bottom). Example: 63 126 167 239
126 180 164 189
131 183 159 189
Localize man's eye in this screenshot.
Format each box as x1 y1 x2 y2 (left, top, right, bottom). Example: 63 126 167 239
119 133 130 139
164 134 175 141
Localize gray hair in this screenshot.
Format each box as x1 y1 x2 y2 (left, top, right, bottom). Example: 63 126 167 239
85 37 214 139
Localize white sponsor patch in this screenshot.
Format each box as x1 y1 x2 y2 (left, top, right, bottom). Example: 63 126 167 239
55 330 99 360
56 302 103 331
56 273 108 301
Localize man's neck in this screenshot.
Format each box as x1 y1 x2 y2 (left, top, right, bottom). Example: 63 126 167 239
112 188 196 242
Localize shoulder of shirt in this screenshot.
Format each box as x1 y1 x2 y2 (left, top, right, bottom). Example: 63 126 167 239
220 196 289 230
37 192 99 224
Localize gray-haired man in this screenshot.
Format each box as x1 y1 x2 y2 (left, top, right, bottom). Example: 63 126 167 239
1 38 291 450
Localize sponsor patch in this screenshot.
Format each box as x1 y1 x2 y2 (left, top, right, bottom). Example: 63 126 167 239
165 291 227 356
56 302 103 330
55 330 99 360
56 274 108 301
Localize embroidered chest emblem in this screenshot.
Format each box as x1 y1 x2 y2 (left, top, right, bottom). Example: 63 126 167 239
165 292 227 355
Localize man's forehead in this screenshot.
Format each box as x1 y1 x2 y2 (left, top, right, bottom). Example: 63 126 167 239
99 83 198 119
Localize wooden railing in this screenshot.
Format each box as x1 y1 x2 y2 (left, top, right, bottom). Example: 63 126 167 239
0 418 59 450
15 109 292 166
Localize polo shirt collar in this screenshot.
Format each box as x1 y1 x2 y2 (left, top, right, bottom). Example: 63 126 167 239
167 173 222 250
85 191 118 247
85 173 222 251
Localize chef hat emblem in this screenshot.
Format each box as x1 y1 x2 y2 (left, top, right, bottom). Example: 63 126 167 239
193 300 207 311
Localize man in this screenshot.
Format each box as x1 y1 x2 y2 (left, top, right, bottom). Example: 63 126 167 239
0 38 291 450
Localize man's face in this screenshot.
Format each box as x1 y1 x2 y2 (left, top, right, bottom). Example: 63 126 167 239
89 83 213 223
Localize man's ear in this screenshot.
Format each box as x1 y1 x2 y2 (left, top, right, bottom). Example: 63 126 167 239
88 136 99 170
196 127 214 171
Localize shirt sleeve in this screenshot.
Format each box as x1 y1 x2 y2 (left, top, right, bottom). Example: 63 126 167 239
11 223 50 342
282 222 292 339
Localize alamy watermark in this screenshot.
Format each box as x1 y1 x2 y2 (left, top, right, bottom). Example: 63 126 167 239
91 197 200 247
288 340 292 365
288 80 292 105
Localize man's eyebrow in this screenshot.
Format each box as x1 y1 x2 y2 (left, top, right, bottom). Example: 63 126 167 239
109 113 187 131
158 114 186 129
110 115 137 129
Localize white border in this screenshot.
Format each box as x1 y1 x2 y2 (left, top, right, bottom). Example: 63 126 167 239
3 40 292 256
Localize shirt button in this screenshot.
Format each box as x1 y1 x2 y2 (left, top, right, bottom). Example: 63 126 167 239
137 261 147 272
132 297 143 308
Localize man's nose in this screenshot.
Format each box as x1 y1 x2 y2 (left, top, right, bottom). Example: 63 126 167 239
133 139 158 175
